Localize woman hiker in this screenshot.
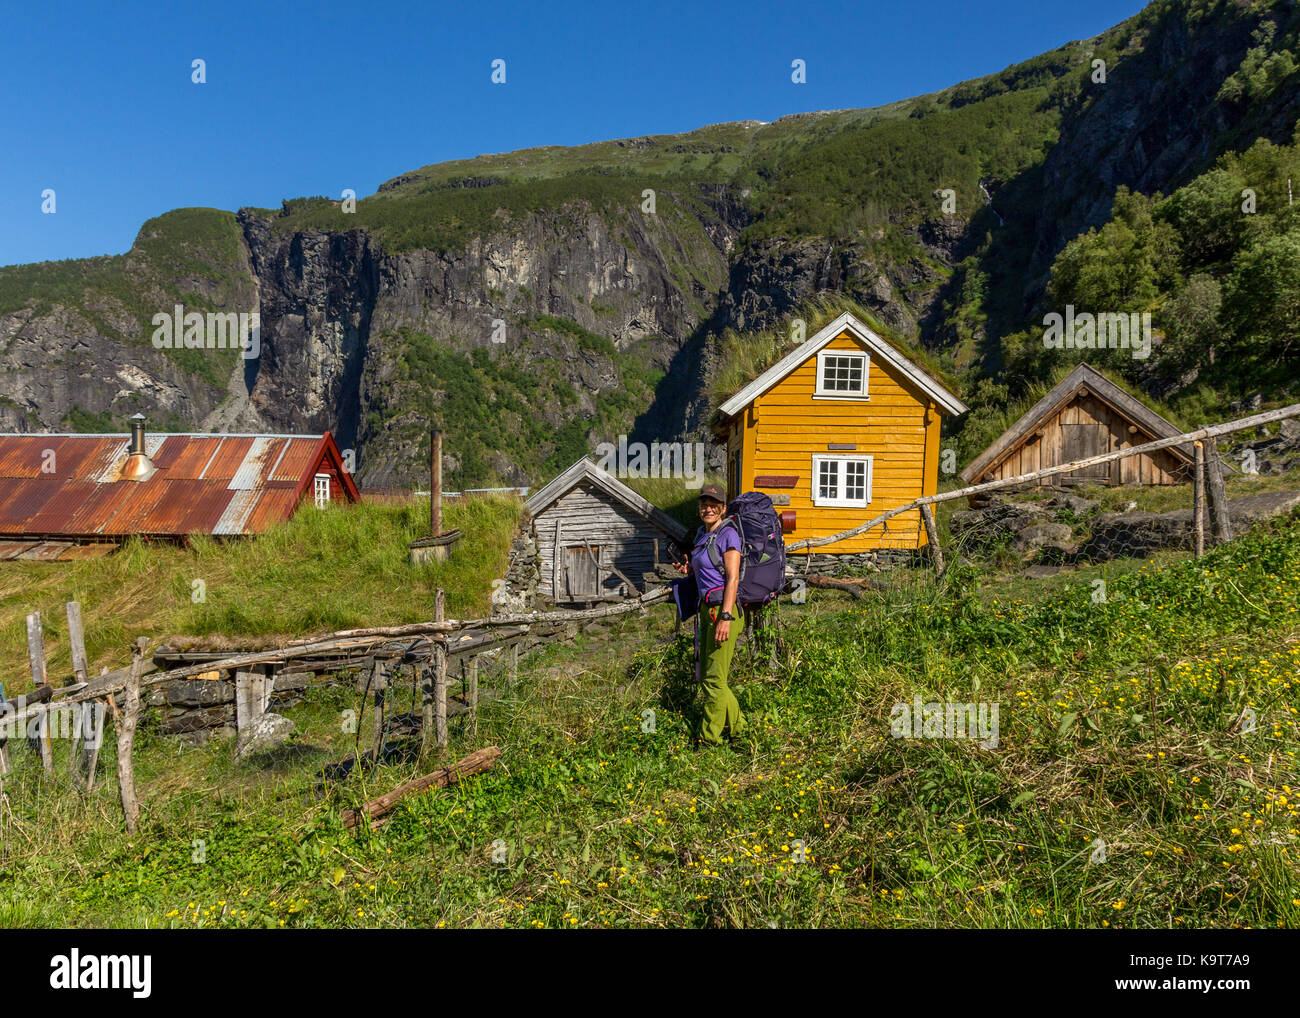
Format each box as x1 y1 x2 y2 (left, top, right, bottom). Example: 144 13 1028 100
675 484 747 748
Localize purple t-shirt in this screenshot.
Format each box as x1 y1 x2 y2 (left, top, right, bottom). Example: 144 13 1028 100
690 522 741 603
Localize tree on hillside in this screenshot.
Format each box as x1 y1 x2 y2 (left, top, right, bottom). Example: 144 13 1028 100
1046 188 1181 314
1220 229 1300 389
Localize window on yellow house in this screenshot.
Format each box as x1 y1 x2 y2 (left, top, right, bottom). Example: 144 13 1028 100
815 351 869 398
812 454 872 508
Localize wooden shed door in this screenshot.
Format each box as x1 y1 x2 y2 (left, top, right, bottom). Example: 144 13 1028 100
564 545 601 598
1060 423 1112 485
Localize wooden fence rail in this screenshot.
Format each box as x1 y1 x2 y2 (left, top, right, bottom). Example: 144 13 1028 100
789 401 1300 553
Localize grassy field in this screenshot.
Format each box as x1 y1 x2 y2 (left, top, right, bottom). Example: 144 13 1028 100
0 496 1296 928
0 495 522 694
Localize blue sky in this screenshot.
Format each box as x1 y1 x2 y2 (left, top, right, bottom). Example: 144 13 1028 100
0 0 1144 267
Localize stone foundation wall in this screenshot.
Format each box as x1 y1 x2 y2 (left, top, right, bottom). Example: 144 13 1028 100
789 548 926 577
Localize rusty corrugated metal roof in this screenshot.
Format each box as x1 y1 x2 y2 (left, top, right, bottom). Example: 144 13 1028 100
0 431 359 539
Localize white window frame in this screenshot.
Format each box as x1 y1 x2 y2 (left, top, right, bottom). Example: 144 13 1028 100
811 454 873 508
814 350 869 399
314 473 331 509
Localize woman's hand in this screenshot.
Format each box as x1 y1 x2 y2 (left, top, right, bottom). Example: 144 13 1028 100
674 559 690 575
714 619 730 643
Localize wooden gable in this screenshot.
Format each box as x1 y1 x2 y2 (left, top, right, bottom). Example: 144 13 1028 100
959 364 1193 487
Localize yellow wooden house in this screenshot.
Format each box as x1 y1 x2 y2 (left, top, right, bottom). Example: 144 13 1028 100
713 312 967 554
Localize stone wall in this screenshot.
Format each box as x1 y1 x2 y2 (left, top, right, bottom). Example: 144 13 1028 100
496 512 541 614
789 548 926 577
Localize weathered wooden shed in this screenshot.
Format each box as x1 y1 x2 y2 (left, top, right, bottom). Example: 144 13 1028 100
959 363 1193 488
524 457 689 604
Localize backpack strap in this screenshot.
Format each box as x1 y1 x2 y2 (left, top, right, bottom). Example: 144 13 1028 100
704 517 739 571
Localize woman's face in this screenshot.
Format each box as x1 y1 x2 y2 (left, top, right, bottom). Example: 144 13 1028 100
698 499 723 524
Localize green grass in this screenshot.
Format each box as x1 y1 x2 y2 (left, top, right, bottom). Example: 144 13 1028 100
1 502 1296 929
0 495 522 692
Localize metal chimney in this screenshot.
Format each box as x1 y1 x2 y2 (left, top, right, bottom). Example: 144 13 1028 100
122 413 156 482
129 413 145 455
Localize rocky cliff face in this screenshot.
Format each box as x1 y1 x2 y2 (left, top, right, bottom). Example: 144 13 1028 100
227 189 741 486
0 210 259 433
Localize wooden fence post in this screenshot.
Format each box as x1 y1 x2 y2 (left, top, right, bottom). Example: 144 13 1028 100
28 707 54 775
1193 441 1206 558
920 503 945 577
467 655 479 740
372 663 388 755
26 612 47 688
423 590 448 754
0 682 10 781
435 592 448 751
66 601 89 684
1204 442 1233 544
117 638 145 833
72 700 105 791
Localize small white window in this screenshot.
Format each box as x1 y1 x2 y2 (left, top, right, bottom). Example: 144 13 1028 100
314 473 331 509
815 350 869 398
811 454 872 508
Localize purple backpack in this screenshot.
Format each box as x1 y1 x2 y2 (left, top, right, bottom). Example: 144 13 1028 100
704 491 787 608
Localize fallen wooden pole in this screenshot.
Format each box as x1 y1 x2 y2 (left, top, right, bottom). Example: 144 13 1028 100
804 574 873 599
342 746 501 828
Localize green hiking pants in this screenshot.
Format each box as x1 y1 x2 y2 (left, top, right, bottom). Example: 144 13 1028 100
697 605 746 745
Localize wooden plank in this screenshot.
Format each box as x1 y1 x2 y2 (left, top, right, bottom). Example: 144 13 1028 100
754 475 799 488
66 602 88 684
235 670 269 730
117 638 145 833
342 746 501 828
552 519 562 600
26 612 47 688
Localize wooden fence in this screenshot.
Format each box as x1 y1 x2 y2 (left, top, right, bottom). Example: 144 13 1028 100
788 400 1300 572
3 588 670 830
